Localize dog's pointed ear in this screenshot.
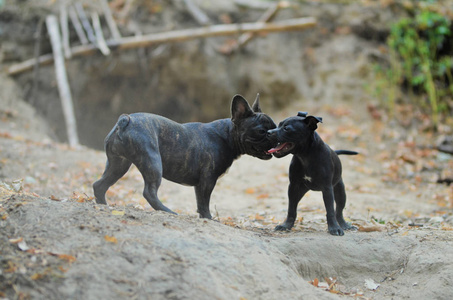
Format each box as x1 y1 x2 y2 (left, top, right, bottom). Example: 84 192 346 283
231 94 254 122
251 93 262 113
304 116 323 130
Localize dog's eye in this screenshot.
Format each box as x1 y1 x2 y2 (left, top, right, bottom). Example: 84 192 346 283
258 129 266 135
283 125 289 131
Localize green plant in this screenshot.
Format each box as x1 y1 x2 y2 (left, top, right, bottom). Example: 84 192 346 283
377 2 453 127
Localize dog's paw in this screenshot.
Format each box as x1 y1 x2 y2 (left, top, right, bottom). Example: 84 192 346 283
275 224 291 231
328 227 345 236
340 222 357 231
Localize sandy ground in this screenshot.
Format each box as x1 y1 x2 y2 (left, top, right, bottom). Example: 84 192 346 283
1 75 453 299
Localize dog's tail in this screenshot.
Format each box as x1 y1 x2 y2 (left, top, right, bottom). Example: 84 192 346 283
335 150 358 155
117 114 131 131
104 114 131 148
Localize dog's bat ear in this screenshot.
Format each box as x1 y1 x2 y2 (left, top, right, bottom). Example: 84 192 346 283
231 94 254 122
251 93 262 113
297 111 308 118
304 116 322 130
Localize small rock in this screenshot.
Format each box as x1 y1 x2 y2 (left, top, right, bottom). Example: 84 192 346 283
428 216 444 224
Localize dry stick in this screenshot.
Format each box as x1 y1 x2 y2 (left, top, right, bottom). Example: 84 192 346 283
60 2 72 58
75 2 96 43
46 15 79 147
99 0 121 40
31 19 44 105
91 12 111 55
183 0 211 25
234 0 274 9
68 5 88 45
222 1 285 54
8 17 316 75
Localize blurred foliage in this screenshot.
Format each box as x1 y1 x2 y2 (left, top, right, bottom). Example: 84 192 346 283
373 0 453 128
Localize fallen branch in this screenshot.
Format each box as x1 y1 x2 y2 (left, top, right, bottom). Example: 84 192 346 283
91 12 111 55
218 1 290 54
8 17 316 75
183 0 211 25
75 2 96 44
60 3 71 59
68 5 88 45
46 15 79 147
100 0 122 40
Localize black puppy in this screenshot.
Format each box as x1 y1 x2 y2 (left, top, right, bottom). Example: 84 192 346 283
267 112 357 236
93 94 276 219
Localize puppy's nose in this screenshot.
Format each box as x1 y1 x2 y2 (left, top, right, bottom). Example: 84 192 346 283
267 129 276 138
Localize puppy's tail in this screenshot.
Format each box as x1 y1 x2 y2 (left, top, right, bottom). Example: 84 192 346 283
335 150 358 155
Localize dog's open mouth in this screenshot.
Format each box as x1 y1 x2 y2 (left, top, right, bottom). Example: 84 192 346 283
251 146 273 159
267 142 294 155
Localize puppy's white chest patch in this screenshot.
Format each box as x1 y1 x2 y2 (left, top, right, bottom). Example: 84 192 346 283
303 175 312 182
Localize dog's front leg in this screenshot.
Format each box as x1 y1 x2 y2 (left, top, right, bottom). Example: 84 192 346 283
275 182 308 231
322 187 344 236
195 181 216 219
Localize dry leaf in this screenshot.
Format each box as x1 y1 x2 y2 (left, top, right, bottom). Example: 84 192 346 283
357 225 385 232
31 272 45 281
256 193 269 199
50 195 61 201
9 237 23 244
104 235 118 244
245 188 255 194
312 278 319 287
4 261 17 273
254 214 265 221
58 254 76 263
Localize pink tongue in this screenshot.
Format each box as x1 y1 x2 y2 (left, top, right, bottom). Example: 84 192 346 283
268 142 289 154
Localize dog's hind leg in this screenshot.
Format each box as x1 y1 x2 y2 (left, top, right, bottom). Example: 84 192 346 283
93 155 132 204
134 152 177 215
333 179 356 231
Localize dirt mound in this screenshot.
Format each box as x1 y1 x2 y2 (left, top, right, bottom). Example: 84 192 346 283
1 88 453 299
2 187 453 299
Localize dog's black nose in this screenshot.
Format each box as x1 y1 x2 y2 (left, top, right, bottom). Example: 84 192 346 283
267 129 276 138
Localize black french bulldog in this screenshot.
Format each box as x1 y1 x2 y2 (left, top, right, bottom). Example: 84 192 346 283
93 94 276 219
267 112 357 236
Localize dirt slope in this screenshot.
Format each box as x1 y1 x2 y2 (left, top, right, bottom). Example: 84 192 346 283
1 78 453 299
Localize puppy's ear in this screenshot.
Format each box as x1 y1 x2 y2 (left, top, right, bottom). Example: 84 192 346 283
231 94 254 122
304 116 323 130
251 93 262 113
297 111 308 118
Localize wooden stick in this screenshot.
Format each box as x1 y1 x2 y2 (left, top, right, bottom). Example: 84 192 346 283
75 2 96 43
221 1 286 54
60 1 72 58
91 12 111 55
234 0 273 9
69 5 88 44
46 15 79 147
100 0 121 40
32 19 44 102
183 0 211 25
8 17 316 75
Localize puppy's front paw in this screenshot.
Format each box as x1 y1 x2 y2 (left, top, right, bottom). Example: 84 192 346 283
339 221 357 231
275 224 292 231
328 226 344 236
